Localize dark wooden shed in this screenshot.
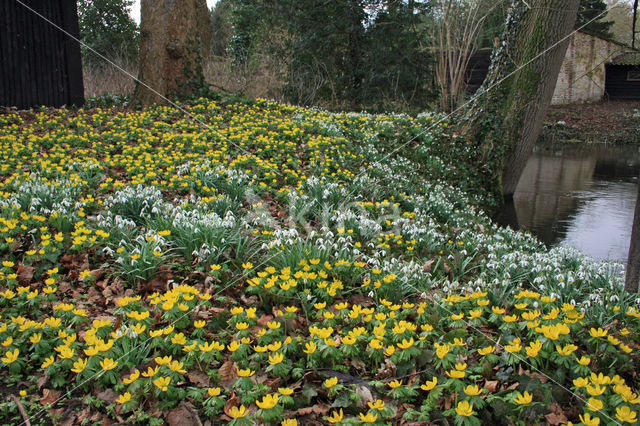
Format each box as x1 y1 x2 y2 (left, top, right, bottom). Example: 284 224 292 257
605 52 640 101
464 49 492 94
0 0 84 109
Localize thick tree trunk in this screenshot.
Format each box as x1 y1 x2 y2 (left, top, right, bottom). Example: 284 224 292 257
133 0 211 107
625 178 640 293
633 0 638 49
463 0 579 200
500 0 579 196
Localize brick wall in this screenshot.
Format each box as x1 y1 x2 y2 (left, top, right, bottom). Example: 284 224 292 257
552 32 624 105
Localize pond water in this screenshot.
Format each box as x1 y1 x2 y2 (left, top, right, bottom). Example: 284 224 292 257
498 146 640 262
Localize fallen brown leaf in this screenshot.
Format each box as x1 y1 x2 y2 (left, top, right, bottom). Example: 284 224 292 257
187 370 210 387
483 380 499 392
294 403 329 417
545 411 568 425
218 359 237 388
423 259 435 273
167 401 203 426
95 389 118 404
40 388 61 405
17 264 35 285
223 392 240 418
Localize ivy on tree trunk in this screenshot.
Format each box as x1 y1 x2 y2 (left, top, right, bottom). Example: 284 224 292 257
462 0 580 203
133 0 211 107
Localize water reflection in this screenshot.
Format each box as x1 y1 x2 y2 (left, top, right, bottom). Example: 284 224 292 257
499 146 640 262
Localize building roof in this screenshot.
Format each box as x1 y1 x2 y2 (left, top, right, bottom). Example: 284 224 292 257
577 29 629 48
611 52 640 66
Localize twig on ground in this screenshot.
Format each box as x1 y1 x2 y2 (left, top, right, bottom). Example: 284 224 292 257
10 394 31 426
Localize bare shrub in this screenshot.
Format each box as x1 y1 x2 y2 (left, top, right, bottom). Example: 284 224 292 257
204 54 286 102
83 56 137 98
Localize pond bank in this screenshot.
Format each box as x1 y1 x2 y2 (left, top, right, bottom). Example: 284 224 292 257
539 100 640 147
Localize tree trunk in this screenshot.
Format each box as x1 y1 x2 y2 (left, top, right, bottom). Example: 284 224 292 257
463 0 579 200
625 177 640 293
633 0 638 49
133 0 211 107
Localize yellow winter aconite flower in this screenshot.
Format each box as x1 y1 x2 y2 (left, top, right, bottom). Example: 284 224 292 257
153 376 171 391
227 340 240 352
41 355 54 369
171 333 187 345
619 343 633 354
492 306 506 315
586 384 605 396
397 337 414 349
513 391 533 405
616 406 638 423
369 339 383 350
503 314 518 323
590 373 611 386
124 369 140 384
526 340 543 357
269 352 285 365
579 413 600 426
278 387 294 396
142 366 159 377
153 355 173 365
478 345 495 356
1 349 19 364
455 400 475 417
589 327 608 338
324 377 339 389
327 409 344 424
58 346 75 359
573 377 589 388
434 342 450 359
504 338 522 353
229 405 248 418
168 360 186 374
281 419 297 426
116 392 132 404
586 398 604 412
237 367 255 377
256 393 279 409
556 343 578 356
451 312 464 321
576 356 591 366
446 369 465 379
388 380 402 389
464 384 482 396
100 358 118 371
71 358 87 373
421 377 438 391
359 412 378 423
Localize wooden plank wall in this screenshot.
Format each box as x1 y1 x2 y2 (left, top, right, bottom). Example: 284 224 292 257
605 65 640 100
0 0 84 109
